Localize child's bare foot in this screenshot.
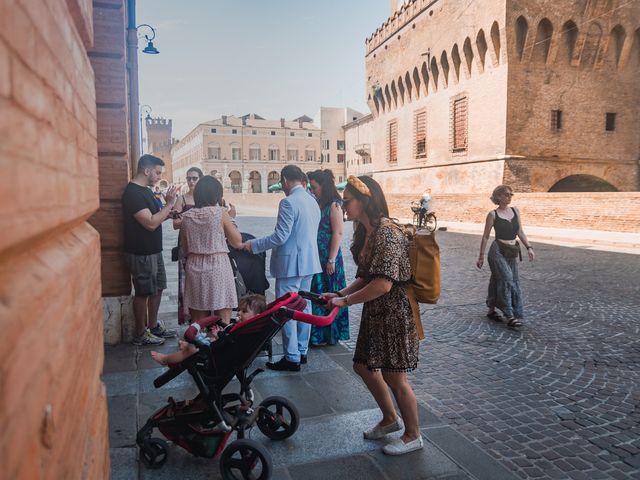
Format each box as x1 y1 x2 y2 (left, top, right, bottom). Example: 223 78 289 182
151 351 168 366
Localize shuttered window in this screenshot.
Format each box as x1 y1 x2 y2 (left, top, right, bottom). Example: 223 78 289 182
414 109 427 159
387 120 398 163
452 97 468 152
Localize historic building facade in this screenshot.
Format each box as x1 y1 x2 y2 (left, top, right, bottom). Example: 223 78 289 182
345 0 640 193
170 114 322 192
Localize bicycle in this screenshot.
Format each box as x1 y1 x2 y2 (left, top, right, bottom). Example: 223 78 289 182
411 202 437 233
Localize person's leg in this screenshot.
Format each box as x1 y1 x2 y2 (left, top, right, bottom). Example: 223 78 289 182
354 362 398 425
276 277 303 363
382 371 420 442
147 253 167 329
189 309 210 323
297 274 313 357
133 295 149 337
146 292 162 329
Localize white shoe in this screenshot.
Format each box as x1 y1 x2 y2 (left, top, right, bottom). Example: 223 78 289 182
382 436 424 456
363 417 404 440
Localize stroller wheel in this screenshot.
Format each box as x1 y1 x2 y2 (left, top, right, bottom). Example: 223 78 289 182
257 396 299 440
220 438 272 480
140 438 169 469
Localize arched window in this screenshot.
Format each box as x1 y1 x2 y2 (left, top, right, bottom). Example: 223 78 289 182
420 62 429 95
451 44 462 81
476 29 488 70
404 71 413 101
532 18 553 64
581 22 603 67
609 25 626 67
558 21 578 64
249 143 260 161
440 51 450 86
268 144 279 161
397 76 405 105
430 57 440 90
515 16 528 61
207 142 220 159
412 66 421 99
287 145 298 162
490 21 501 65
463 37 474 76
384 85 392 110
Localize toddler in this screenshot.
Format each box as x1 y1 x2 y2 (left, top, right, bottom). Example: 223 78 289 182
151 294 267 366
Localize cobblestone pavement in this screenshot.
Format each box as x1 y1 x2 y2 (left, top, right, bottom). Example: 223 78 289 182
234 216 640 480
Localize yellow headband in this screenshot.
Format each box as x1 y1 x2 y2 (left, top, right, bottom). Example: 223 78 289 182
347 175 371 197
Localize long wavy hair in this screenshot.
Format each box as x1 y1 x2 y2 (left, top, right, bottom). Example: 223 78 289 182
307 169 340 208
346 176 389 265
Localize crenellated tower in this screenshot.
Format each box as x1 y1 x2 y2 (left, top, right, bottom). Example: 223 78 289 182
145 116 175 183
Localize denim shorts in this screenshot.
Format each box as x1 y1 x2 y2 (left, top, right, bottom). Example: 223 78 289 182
125 252 167 296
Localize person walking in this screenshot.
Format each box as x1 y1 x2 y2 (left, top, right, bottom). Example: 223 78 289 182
122 154 178 345
172 167 203 325
307 169 349 346
476 185 535 327
322 175 422 456
243 165 321 371
181 176 242 325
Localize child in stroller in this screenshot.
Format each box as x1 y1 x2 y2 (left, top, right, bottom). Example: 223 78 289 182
136 291 338 480
151 294 267 366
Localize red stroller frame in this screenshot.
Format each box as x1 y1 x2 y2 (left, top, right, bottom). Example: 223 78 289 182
136 292 338 480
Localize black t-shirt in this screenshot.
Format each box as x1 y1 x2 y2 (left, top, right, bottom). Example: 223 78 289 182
122 183 162 255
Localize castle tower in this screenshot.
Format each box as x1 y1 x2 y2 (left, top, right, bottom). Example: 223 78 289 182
145 116 174 183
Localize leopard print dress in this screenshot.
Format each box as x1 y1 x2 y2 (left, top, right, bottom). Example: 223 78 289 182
353 221 419 372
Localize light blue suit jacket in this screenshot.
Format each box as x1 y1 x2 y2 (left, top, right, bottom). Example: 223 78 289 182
251 185 322 279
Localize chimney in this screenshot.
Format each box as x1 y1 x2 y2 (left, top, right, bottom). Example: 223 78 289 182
242 116 247 126
298 119 303 128
222 115 228 126
280 118 285 128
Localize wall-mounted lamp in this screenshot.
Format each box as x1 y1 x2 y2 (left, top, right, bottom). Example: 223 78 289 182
137 24 159 54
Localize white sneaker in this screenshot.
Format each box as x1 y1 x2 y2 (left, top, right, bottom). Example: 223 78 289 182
132 329 165 346
363 417 404 440
382 436 424 456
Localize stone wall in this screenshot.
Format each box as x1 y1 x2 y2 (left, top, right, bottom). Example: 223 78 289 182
385 192 640 233
0 0 109 478
227 192 639 233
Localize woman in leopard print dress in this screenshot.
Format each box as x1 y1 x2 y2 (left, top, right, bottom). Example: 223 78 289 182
323 175 422 456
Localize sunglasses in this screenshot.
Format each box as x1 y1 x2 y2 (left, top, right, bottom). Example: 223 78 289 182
186 176 199 181
503 192 514 197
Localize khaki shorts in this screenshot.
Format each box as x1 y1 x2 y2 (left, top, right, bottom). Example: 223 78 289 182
125 252 167 296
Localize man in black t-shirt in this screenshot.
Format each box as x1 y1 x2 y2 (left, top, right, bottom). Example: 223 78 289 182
122 154 179 345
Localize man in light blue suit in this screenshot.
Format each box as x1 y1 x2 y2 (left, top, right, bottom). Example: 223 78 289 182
244 165 321 371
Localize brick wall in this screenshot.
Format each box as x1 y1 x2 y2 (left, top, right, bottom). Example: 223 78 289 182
0 0 109 478
87 0 132 296
385 192 640 232
226 192 639 233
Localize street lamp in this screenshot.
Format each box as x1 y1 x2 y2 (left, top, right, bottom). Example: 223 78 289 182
140 104 152 154
137 24 159 54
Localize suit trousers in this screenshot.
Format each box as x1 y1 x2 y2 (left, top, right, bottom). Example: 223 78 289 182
276 275 313 363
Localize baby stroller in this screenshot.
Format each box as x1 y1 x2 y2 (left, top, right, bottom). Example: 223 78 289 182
136 291 337 480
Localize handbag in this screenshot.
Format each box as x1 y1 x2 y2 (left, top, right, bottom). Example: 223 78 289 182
406 226 441 305
229 256 247 301
498 240 521 261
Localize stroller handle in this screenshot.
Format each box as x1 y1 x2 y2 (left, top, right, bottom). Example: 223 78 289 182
283 292 340 326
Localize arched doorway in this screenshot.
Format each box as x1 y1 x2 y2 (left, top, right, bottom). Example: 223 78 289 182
249 171 262 193
229 170 242 193
548 175 618 192
267 171 279 191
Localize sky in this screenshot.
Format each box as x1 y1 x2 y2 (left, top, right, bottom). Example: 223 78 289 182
138 0 390 139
